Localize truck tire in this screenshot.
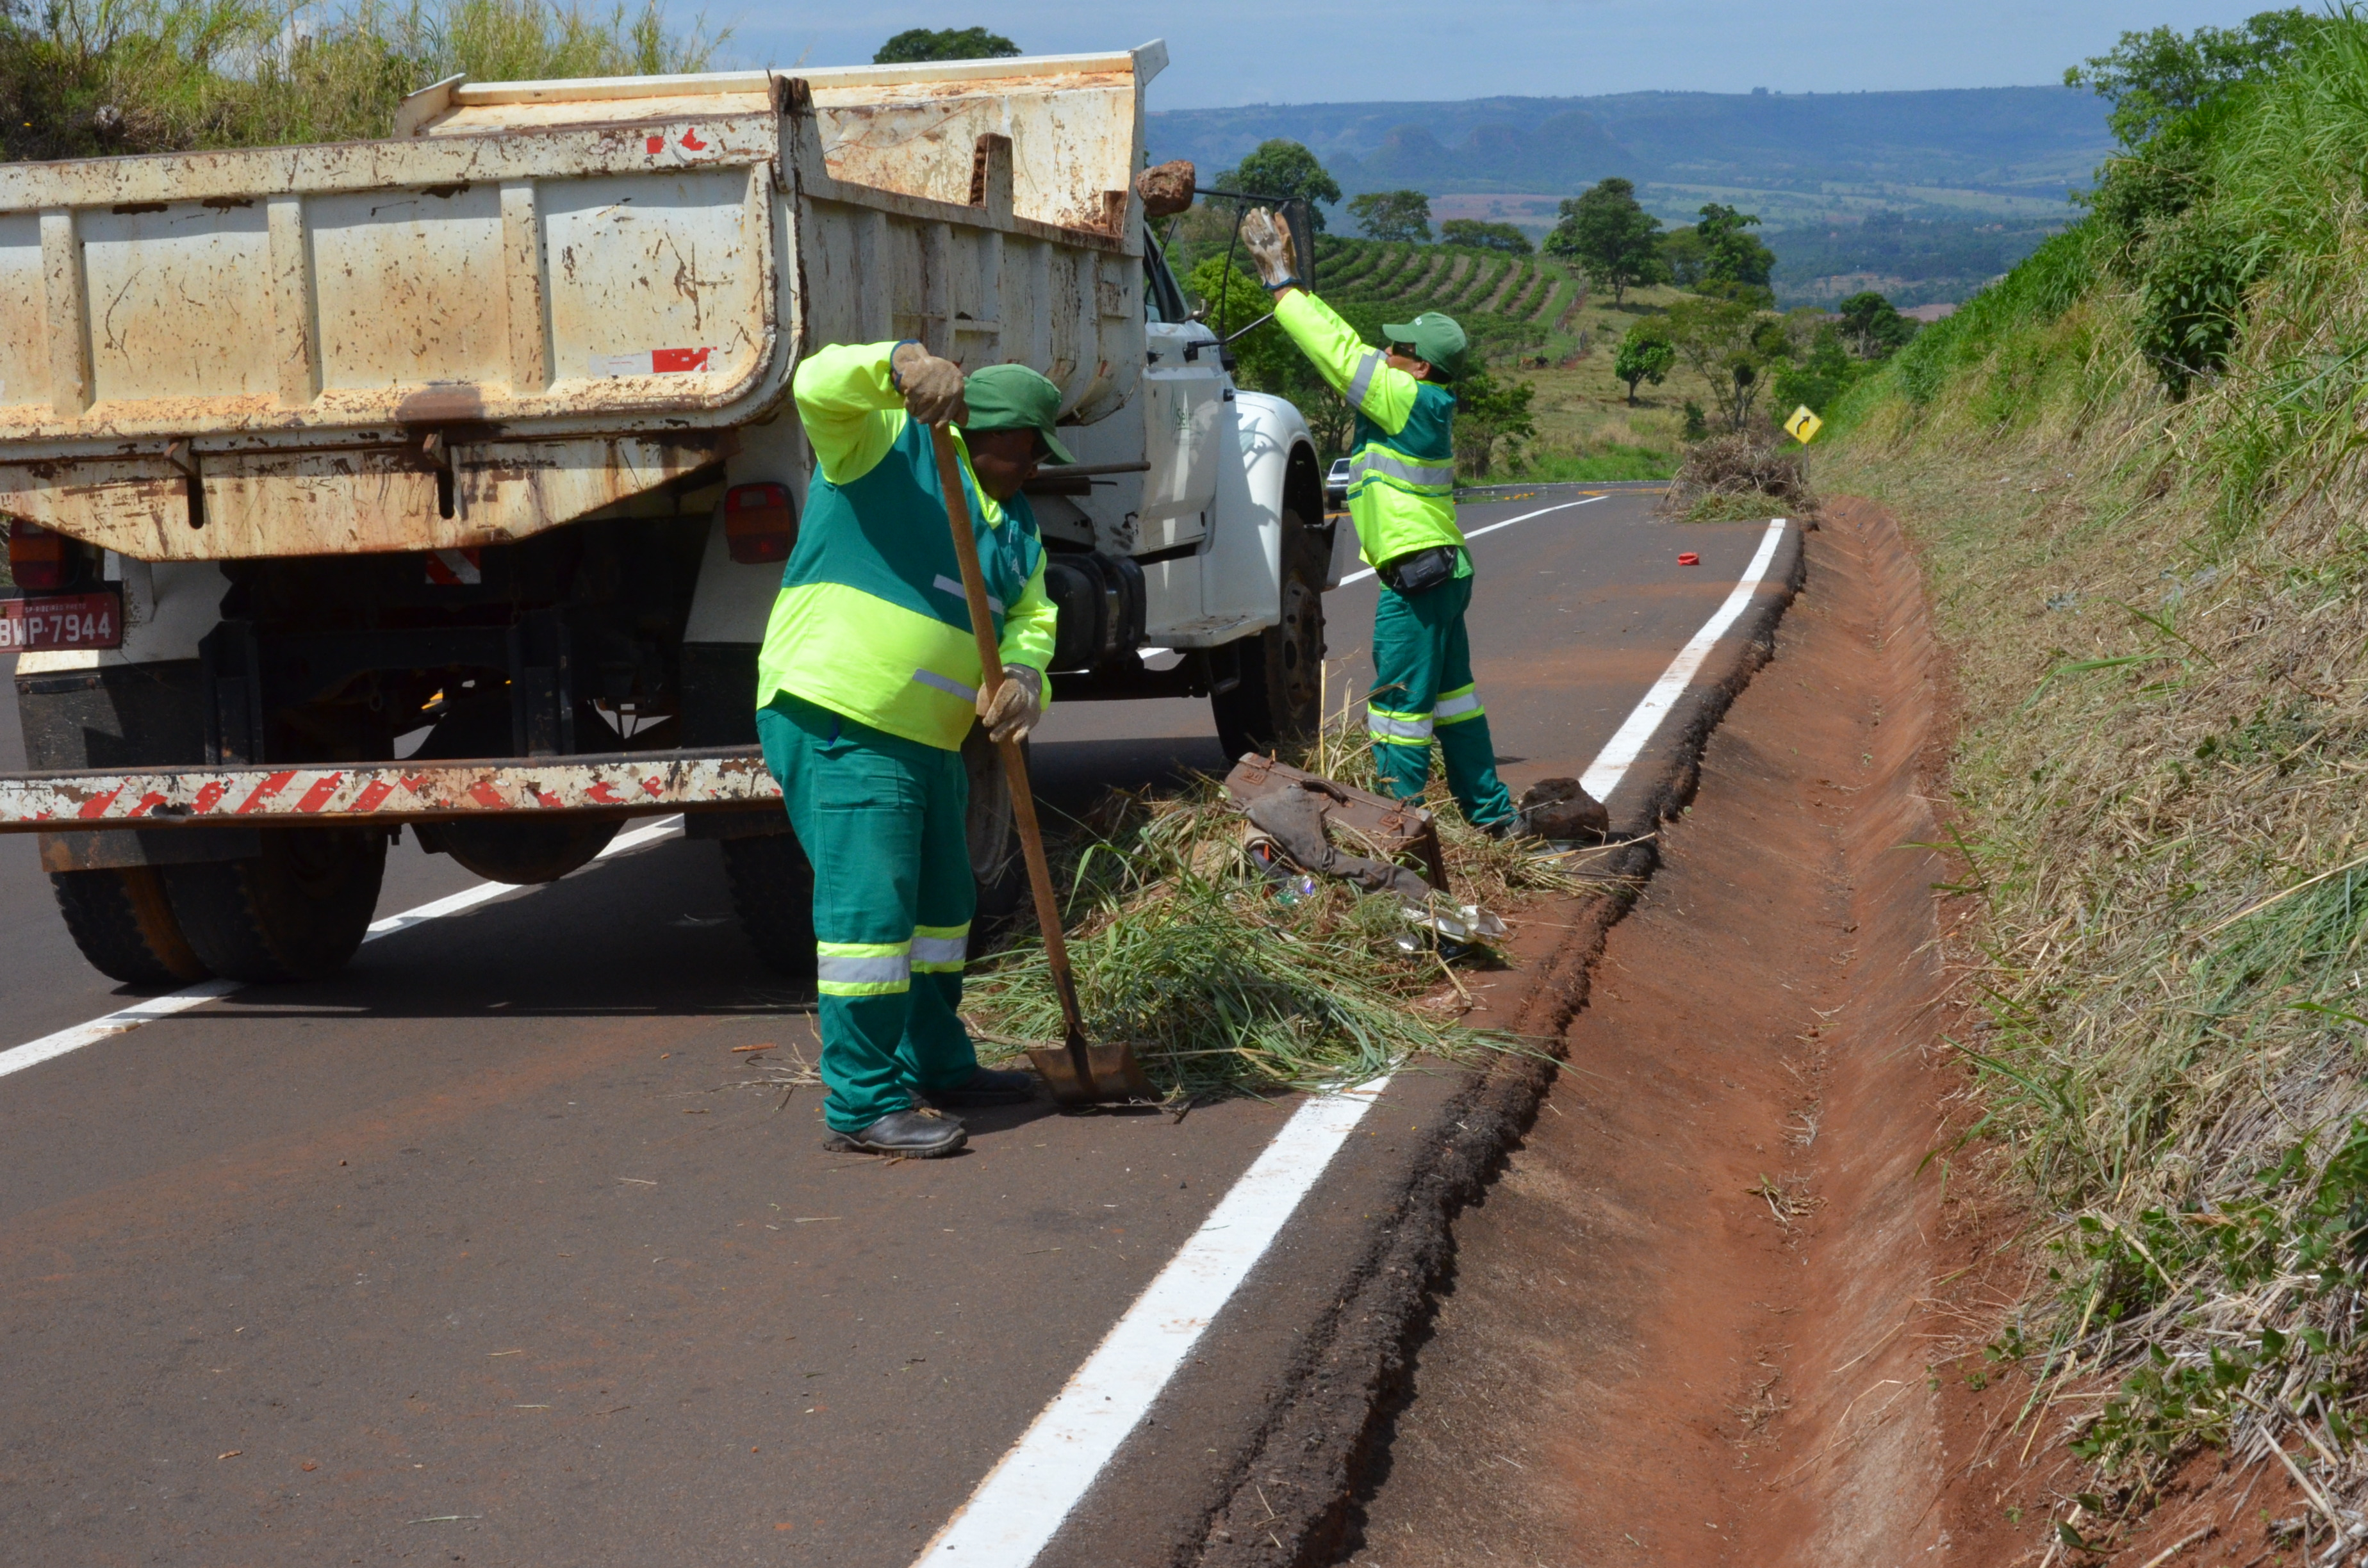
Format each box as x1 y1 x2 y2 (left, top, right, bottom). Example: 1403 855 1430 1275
720 833 818 978
415 817 620 885
1211 509 1328 762
160 829 388 983
49 867 213 988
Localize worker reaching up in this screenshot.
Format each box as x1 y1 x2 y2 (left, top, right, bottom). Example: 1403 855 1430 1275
1238 208 1517 835
755 340 1066 1158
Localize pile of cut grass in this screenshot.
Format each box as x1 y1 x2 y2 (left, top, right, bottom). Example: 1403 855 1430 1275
965 703 1609 1101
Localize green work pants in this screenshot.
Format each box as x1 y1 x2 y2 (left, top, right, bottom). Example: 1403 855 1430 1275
757 694 978 1133
1367 572 1516 828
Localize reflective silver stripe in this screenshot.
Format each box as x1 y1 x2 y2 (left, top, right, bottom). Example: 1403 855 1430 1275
814 953 911 986
932 574 1004 616
912 668 979 703
1351 450 1457 489
1434 690 1483 721
1367 711 1435 740
911 934 969 968
1344 349 1384 412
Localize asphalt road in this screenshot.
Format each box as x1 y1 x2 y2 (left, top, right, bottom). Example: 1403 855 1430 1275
0 483 1792 1566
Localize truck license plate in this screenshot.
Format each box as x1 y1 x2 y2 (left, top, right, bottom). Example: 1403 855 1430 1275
0 591 124 651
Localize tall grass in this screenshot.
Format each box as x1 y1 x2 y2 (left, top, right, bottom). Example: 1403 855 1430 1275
1820 6 2368 1538
0 0 721 161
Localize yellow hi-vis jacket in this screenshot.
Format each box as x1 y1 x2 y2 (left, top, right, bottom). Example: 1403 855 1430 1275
1272 290 1466 573
755 342 1059 751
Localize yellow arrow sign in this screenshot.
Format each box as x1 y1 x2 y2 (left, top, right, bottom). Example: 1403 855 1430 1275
1784 405 1823 445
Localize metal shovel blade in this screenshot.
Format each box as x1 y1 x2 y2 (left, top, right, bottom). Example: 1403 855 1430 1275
1027 1036 1155 1107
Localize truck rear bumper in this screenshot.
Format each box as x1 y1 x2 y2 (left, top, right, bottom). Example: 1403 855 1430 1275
0 746 780 833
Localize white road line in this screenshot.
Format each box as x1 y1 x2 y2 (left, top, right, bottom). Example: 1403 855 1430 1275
1579 518 1789 804
1335 493 1607 587
912 518 1797 1568
0 814 687 1082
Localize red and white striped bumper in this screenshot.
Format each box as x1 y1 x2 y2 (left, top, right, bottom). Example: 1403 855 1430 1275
0 747 782 833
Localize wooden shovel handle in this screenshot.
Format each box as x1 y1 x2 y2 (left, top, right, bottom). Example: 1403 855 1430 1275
926 423 1090 1051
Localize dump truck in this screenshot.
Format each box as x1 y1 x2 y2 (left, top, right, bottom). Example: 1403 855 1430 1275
0 42 1334 986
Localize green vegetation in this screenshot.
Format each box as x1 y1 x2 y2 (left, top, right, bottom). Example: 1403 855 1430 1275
1765 209 2059 310
1546 177 1664 305
1437 217 1529 254
1219 138 1344 231
1613 323 1674 404
0 0 719 160
1819 6 2368 1542
1349 188 1431 243
872 25 1017 63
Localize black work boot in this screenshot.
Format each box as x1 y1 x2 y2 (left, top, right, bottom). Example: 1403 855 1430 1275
925 1067 1041 1107
824 1107 967 1158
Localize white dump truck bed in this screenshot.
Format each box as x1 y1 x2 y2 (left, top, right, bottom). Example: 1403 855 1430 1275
0 46 1160 561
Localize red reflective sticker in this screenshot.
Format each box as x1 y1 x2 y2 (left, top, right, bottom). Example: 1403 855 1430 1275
646 135 664 154
680 127 707 151
651 347 712 373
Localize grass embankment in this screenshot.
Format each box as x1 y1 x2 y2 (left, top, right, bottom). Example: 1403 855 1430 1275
0 0 718 161
1818 15 2368 1541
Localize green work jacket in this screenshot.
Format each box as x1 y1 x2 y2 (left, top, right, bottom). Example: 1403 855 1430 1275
756 341 1058 752
1273 290 1466 572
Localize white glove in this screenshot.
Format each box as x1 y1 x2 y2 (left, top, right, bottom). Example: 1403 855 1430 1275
1240 207 1297 289
891 341 967 427
978 664 1043 744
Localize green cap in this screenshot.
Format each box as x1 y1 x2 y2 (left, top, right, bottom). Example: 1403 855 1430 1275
1382 311 1469 382
962 363 1076 464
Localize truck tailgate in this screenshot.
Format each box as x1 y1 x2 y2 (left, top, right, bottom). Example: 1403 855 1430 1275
0 113 784 557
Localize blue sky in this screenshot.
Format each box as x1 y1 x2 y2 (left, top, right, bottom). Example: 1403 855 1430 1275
698 2 2285 108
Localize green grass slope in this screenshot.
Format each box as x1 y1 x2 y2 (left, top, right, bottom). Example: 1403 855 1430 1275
1816 13 2368 1544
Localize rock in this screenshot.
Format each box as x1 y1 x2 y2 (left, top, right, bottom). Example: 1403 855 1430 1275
1518 777 1609 840
1137 160 1197 218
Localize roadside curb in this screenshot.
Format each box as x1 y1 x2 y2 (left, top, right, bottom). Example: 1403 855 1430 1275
1188 521 1809 1568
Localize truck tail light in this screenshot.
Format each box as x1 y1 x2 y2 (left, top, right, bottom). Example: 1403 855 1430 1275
724 483 796 564
9 521 63 591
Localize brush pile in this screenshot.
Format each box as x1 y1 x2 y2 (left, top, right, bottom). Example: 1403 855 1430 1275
1657 432 1819 523
965 722 1606 1100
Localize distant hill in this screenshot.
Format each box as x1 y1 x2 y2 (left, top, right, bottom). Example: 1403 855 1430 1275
1149 86 2110 215
1151 86 2111 307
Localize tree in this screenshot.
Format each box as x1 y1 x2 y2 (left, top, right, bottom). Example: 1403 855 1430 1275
1770 324 1860 421
1185 256 1269 341
1695 203 1775 290
1219 140 1342 231
1451 369 1536 480
1545 177 1665 304
1438 218 1531 254
2066 10 2317 148
1613 323 1675 405
1834 291 1918 359
1347 190 1431 243
873 26 1018 63
1659 225 1708 287
1662 294 1786 432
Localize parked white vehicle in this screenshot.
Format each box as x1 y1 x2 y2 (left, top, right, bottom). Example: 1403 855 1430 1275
0 42 1333 983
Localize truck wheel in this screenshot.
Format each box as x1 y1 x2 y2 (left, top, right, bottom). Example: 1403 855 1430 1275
49 867 213 988
160 829 388 983
720 833 818 978
415 818 620 885
1211 510 1328 761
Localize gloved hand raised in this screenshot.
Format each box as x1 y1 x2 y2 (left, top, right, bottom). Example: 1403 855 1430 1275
977 664 1043 744
891 341 967 426
1240 208 1297 290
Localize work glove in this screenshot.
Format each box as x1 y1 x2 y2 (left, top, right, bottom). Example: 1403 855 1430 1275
891 341 967 427
1240 207 1297 290
978 664 1043 744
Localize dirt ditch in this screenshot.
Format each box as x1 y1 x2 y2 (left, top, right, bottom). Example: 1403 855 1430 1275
1324 498 1991 1565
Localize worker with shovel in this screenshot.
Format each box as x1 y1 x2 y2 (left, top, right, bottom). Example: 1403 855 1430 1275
754 340 1067 1158
1238 209 1519 835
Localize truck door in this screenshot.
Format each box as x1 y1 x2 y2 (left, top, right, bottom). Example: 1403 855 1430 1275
1136 321 1224 632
